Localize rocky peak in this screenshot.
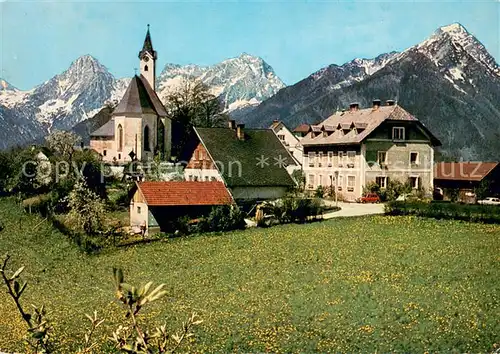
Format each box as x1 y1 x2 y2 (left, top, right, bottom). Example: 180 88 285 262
415 23 499 77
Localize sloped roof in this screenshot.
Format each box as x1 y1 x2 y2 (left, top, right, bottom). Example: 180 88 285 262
113 75 167 117
194 127 297 187
137 181 233 206
293 123 310 133
269 120 284 132
90 119 115 137
301 105 441 146
434 162 499 181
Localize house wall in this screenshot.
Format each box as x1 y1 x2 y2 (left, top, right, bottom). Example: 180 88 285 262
364 140 434 192
130 190 149 230
303 145 362 201
230 186 289 201
274 125 303 165
90 137 117 162
184 143 222 181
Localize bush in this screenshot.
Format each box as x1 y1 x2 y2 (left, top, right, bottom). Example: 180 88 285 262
270 197 324 224
385 201 500 224
196 205 246 233
314 185 325 198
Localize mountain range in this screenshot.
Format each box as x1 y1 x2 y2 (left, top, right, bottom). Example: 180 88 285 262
0 54 285 150
242 23 500 161
1 23 500 160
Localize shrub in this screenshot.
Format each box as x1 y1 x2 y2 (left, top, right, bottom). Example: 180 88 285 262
314 185 325 198
385 200 500 224
270 197 324 224
196 205 246 233
363 181 380 195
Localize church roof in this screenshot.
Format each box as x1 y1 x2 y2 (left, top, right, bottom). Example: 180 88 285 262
138 26 157 60
113 75 167 117
90 118 115 137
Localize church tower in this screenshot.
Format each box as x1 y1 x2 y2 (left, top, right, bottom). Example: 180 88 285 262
138 24 157 90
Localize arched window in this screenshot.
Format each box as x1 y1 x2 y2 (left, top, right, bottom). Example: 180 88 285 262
117 124 123 152
144 65 149 72
144 125 150 152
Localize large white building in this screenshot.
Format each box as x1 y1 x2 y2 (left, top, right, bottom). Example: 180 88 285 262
90 26 172 163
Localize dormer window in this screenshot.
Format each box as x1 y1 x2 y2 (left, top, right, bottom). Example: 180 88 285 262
144 65 149 72
392 127 405 141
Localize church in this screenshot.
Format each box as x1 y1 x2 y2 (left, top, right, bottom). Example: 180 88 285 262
90 26 172 163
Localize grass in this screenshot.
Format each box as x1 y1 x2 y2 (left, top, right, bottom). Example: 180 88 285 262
0 197 499 352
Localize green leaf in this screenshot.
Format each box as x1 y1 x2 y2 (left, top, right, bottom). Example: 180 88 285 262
10 266 24 280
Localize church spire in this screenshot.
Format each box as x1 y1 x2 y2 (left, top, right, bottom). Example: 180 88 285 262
138 24 157 60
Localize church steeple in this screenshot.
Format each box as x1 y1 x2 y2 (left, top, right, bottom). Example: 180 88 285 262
138 24 157 60
138 24 157 90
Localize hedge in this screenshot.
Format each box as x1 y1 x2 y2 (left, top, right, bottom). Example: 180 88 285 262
385 201 500 224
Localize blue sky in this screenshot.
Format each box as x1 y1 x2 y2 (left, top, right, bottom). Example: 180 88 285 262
1 0 498 90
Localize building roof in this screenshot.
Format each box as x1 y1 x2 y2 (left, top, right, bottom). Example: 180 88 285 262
293 123 310 133
113 75 167 117
269 120 284 132
138 25 157 60
434 162 499 181
194 127 297 187
90 118 115 137
136 181 233 206
301 105 441 146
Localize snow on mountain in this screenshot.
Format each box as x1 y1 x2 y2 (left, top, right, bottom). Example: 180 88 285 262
1 54 285 150
157 53 285 111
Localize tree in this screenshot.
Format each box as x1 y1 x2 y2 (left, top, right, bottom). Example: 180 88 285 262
45 130 81 163
67 179 106 236
164 78 228 157
475 179 491 201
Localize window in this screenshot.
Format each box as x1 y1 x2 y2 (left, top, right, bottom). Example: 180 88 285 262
318 175 323 186
376 176 388 189
318 152 323 167
204 176 209 181
117 124 123 152
188 175 193 181
103 150 107 157
137 206 141 214
392 127 405 141
144 65 149 72
377 151 387 166
308 152 315 167
327 151 333 166
193 176 199 181
347 176 355 192
338 151 344 166
308 174 315 189
410 176 419 189
211 177 217 182
118 153 121 160
410 152 419 165
144 125 151 152
338 175 343 191
347 151 356 160
278 134 285 141
329 175 334 186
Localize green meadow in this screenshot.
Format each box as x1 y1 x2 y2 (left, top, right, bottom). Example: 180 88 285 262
0 197 498 352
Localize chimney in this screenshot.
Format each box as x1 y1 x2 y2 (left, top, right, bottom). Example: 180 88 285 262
386 99 396 106
236 124 245 140
372 99 382 110
349 102 359 112
228 120 236 129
